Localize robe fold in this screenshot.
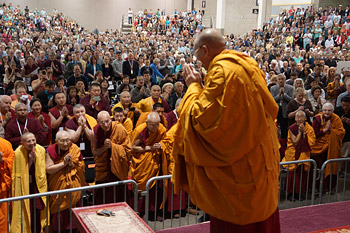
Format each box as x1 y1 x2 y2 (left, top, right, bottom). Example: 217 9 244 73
11 145 48 233
312 113 345 177
46 143 85 214
49 105 73 141
172 50 280 225
131 123 167 191
122 118 133 136
93 122 131 182
0 138 14 233
282 122 316 171
137 97 171 113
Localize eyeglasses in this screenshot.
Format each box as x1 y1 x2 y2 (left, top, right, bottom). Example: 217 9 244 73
194 45 204 55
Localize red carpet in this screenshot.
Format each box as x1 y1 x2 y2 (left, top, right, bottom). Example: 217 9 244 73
157 201 350 233
310 225 350 233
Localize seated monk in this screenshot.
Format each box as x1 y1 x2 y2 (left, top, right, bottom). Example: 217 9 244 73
111 91 139 125
131 112 167 216
0 137 14 233
282 110 315 201
10 82 32 111
312 103 345 193
113 107 133 136
46 131 85 232
91 111 131 204
5 103 46 149
137 85 171 113
11 132 48 233
49 92 73 141
135 103 168 129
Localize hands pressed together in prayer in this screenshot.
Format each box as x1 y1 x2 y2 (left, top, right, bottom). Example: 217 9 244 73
77 116 87 129
63 153 73 167
183 64 203 87
323 120 332 133
104 139 112 149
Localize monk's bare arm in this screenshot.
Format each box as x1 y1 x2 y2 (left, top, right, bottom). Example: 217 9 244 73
91 138 108 157
132 134 152 153
45 152 68 174
49 112 65 129
66 127 84 143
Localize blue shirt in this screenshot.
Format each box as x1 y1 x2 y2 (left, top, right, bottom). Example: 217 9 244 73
150 63 164 84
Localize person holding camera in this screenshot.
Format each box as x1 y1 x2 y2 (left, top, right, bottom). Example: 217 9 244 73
80 82 111 119
31 68 50 97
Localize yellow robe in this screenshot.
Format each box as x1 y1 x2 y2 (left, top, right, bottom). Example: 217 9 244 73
282 122 316 171
136 97 163 113
0 138 14 233
11 145 48 233
94 122 132 182
135 112 168 129
123 118 133 136
312 113 345 177
111 102 138 122
131 123 167 191
172 50 280 225
47 143 85 214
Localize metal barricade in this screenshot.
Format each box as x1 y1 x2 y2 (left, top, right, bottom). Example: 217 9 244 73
279 159 317 209
144 175 204 231
319 158 350 204
0 180 138 233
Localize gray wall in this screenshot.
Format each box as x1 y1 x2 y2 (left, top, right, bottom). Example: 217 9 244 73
318 0 350 9
4 0 187 31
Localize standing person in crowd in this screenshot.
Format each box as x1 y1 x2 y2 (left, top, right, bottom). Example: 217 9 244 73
122 53 139 84
311 103 345 193
5 103 46 149
271 74 294 142
282 110 315 201
287 87 314 126
46 131 85 232
80 82 111 119
91 111 131 204
172 29 281 232
11 132 48 233
0 137 14 233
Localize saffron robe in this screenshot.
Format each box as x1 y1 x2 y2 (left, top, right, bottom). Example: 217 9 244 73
172 50 280 225
93 122 131 182
282 122 315 171
136 97 171 113
46 143 85 214
135 112 168 129
0 138 14 233
11 145 48 233
312 113 345 177
111 102 138 123
131 123 167 191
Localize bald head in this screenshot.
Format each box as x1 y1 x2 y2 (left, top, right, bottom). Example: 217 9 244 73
0 95 11 103
194 29 226 70
147 112 160 123
120 91 130 98
97 111 111 120
21 132 35 142
15 103 26 111
56 130 69 140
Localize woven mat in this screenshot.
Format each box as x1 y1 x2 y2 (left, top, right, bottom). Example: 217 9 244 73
78 205 152 233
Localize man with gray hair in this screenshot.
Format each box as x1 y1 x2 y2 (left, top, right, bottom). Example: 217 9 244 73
43 51 63 77
150 58 165 84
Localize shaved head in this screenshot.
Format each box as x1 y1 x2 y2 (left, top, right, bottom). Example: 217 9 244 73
0 95 11 103
147 112 160 132
97 111 111 120
97 111 112 132
56 130 69 140
194 29 226 70
120 91 130 98
15 103 26 111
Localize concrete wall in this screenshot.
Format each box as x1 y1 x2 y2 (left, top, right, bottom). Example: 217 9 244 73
318 0 350 9
3 0 187 31
271 0 315 16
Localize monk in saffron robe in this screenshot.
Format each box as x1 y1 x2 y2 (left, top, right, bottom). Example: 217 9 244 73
159 124 187 218
113 107 133 136
135 103 168 129
172 29 281 233
46 131 85 232
311 103 345 192
11 133 48 233
137 85 171 113
282 111 315 201
0 138 14 233
91 111 131 204
131 112 167 216
111 91 139 125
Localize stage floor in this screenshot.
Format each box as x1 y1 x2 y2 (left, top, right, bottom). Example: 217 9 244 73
156 201 350 233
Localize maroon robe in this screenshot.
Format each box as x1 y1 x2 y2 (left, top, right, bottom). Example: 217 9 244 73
27 112 52 146
49 105 73 141
80 95 111 119
287 123 312 194
5 118 46 149
165 110 178 130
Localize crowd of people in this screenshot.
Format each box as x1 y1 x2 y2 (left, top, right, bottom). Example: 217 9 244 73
0 1 349 232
